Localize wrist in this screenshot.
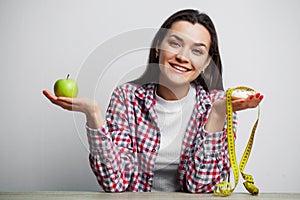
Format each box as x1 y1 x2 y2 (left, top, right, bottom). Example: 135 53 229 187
211 104 226 119
205 105 226 133
85 102 103 129
85 101 99 117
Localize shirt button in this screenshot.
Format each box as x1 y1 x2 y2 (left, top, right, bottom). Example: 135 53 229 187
101 136 106 141
205 140 209 144
152 149 156 152
200 164 205 169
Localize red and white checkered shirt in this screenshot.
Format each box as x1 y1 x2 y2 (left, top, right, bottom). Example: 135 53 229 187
87 82 237 193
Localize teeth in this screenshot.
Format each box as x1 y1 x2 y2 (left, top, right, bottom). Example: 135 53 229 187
173 65 188 72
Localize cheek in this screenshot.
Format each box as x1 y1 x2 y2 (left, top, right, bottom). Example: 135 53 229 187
188 61 205 81
191 61 205 73
159 50 175 64
190 69 201 81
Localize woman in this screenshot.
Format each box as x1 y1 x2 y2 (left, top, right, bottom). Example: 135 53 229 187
43 9 263 193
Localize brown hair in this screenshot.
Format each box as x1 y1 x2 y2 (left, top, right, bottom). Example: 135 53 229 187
134 9 224 92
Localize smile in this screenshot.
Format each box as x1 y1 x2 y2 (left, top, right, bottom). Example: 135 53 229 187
170 63 192 73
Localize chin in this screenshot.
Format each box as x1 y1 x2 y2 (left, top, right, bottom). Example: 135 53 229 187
161 76 190 88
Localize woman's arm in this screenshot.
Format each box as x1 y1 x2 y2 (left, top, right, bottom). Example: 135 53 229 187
87 87 136 192
43 89 134 192
42 90 104 129
183 90 263 193
205 92 263 133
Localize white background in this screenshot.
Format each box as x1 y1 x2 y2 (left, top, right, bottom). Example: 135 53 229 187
1 0 299 193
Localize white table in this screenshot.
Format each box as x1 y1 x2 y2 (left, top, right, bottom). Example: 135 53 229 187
0 192 299 200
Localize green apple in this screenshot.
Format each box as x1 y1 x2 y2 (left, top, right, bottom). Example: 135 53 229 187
54 74 78 98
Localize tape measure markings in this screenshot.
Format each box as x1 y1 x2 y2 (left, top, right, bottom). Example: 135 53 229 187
214 86 260 197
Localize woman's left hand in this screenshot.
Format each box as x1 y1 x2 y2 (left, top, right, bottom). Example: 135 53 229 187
211 92 264 118
206 92 263 133
232 93 264 112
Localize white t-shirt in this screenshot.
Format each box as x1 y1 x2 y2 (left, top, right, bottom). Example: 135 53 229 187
152 84 196 192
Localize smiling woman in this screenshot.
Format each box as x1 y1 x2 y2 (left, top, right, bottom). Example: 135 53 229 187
43 9 263 193
156 21 212 100
134 10 224 94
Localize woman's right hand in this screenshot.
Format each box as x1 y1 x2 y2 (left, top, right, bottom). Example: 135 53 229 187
42 90 104 129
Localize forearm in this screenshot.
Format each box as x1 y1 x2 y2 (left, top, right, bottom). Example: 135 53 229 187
85 104 104 129
183 127 229 193
86 125 133 192
205 106 226 133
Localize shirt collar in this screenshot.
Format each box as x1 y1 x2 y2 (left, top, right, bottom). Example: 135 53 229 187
134 83 211 112
195 84 212 114
134 83 157 109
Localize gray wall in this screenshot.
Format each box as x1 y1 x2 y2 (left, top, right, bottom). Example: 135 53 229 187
0 0 299 192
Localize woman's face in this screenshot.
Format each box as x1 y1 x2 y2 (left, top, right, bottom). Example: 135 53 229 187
158 20 211 88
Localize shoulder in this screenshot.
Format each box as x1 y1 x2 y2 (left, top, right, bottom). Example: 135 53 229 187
195 83 225 103
194 84 224 102
209 89 226 103
109 83 139 101
112 82 155 100
114 82 140 94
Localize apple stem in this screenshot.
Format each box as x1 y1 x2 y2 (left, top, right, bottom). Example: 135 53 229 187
67 74 70 80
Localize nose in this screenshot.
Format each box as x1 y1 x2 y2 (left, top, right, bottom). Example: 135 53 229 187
176 48 189 63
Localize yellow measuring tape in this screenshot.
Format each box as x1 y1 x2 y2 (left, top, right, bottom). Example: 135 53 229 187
214 86 260 197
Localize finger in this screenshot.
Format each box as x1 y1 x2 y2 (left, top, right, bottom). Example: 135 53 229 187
253 92 264 100
57 96 74 104
231 100 245 111
57 97 85 112
43 91 62 107
232 98 259 111
58 103 73 111
232 99 246 105
249 93 264 105
42 90 57 101
232 102 246 112
232 92 264 112
245 98 260 109
43 90 74 110
53 100 76 111
62 102 83 112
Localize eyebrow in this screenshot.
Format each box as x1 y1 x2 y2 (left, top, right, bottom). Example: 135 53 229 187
169 34 208 49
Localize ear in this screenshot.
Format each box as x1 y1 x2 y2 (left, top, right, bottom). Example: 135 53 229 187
155 48 159 56
155 40 160 56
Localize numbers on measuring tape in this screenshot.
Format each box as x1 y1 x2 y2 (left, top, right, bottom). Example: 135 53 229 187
213 86 260 197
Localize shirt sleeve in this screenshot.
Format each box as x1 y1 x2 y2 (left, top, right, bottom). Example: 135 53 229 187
86 86 134 192
183 90 237 193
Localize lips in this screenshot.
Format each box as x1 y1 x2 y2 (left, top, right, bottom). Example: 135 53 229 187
169 63 192 73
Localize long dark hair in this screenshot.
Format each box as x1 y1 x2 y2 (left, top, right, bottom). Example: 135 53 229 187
134 9 224 92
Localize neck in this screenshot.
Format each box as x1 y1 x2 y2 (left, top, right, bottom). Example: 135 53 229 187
156 83 190 100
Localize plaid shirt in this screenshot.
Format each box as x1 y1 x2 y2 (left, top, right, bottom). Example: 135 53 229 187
87 82 237 193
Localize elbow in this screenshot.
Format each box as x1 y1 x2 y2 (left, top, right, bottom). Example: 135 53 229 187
184 184 214 194
102 187 126 193
97 177 128 193
99 180 127 193
183 175 216 193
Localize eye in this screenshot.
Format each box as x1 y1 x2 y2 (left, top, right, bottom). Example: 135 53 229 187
192 48 204 56
168 40 181 48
